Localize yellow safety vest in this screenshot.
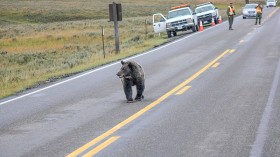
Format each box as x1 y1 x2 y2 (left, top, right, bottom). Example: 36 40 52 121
256 6 262 14
228 6 235 15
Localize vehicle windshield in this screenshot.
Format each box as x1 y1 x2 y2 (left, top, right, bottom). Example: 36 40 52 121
168 8 191 19
195 5 213 13
244 4 258 8
267 0 275 2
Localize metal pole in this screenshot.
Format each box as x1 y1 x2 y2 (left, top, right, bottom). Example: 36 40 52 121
112 2 120 54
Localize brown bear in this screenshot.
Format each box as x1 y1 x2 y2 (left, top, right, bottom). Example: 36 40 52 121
116 60 145 103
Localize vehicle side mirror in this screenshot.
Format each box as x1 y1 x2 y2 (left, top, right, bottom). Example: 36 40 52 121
215 7 218 9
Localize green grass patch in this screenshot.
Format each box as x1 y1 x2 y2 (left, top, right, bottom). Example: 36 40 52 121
0 33 166 98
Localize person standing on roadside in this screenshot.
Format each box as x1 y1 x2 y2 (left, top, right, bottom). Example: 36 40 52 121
227 2 236 30
255 3 263 25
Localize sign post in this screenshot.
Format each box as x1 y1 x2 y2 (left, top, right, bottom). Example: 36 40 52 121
109 2 122 54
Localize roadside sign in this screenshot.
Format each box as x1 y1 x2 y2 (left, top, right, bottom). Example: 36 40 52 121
109 3 122 21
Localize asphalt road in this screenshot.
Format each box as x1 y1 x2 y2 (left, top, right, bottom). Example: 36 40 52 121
1 7 280 157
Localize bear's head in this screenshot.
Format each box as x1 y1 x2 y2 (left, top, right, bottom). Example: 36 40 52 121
116 61 133 79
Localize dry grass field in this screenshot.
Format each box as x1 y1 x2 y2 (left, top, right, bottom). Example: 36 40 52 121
0 0 246 98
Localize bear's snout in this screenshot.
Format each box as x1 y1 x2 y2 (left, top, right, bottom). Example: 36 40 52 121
116 72 123 78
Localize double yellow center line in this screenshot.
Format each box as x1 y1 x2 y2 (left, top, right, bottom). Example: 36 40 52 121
67 49 234 157
268 7 279 18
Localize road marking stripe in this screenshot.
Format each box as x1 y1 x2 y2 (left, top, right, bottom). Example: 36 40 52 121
229 49 235 54
212 62 220 68
175 86 191 95
66 81 184 157
66 49 230 157
249 51 280 157
239 40 244 43
268 8 279 18
82 136 120 157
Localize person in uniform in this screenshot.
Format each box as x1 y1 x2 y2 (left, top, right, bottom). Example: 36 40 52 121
255 3 263 25
226 2 236 30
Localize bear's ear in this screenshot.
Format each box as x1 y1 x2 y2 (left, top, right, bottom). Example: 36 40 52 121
121 60 125 65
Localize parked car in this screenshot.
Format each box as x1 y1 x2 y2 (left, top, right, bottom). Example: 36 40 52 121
242 3 258 19
266 0 277 7
195 2 219 25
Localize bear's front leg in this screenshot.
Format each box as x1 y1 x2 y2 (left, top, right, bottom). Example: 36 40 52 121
122 79 134 103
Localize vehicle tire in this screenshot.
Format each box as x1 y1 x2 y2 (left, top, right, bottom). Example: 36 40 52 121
243 16 246 19
215 17 218 24
173 31 177 36
191 20 197 32
196 23 199 31
167 31 172 38
192 26 196 32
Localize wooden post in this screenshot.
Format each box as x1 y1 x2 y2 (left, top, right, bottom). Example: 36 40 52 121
102 26 105 58
112 2 120 54
145 19 148 39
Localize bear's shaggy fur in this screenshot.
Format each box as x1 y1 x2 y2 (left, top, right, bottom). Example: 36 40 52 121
116 60 145 103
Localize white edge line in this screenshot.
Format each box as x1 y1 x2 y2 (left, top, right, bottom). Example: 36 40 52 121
249 10 280 157
0 21 227 106
249 53 280 157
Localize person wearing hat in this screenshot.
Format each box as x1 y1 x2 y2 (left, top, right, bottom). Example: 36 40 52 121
255 2 263 25
226 2 236 30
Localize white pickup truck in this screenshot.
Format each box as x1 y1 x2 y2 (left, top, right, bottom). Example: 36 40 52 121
153 4 198 38
195 2 219 25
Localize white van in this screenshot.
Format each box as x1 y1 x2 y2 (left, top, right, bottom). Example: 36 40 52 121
266 0 277 7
